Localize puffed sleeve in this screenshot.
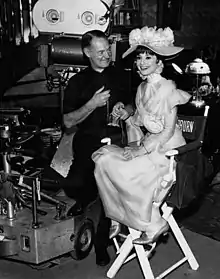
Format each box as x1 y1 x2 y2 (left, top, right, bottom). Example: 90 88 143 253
142 80 191 153
150 80 191 116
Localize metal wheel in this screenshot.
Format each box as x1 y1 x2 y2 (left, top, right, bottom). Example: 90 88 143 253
69 219 95 260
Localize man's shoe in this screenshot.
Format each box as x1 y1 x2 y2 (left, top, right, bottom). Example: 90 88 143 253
96 249 110 267
67 202 84 217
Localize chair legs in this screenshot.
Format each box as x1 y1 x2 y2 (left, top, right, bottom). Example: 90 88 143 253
167 214 199 270
107 204 199 279
107 234 134 278
130 228 155 279
107 229 155 279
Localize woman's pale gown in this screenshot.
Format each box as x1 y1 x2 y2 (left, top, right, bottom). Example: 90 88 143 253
92 74 191 232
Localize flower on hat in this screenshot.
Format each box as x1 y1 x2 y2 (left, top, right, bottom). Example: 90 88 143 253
141 26 157 43
129 26 175 48
129 28 143 46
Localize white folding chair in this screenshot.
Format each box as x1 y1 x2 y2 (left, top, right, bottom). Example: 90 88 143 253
101 105 210 279
107 158 199 279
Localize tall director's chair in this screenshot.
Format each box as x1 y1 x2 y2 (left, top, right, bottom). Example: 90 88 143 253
100 105 210 279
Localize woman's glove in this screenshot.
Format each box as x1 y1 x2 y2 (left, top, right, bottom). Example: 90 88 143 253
142 139 159 154
123 145 146 160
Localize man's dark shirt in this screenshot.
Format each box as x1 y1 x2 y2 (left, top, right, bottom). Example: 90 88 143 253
63 65 130 141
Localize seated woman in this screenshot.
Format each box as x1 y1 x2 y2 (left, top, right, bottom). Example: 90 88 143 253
92 26 191 245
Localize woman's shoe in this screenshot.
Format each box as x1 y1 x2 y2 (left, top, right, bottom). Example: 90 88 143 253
109 223 121 239
132 222 169 245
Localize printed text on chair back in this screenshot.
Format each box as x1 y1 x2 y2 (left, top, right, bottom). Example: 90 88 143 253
177 115 205 141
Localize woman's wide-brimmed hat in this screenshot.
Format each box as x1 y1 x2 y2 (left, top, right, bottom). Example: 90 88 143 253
122 26 183 59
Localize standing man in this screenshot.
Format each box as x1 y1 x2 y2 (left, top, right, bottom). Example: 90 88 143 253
63 30 131 266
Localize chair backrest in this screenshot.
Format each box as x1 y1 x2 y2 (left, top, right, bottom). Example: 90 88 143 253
177 105 209 142
166 105 211 210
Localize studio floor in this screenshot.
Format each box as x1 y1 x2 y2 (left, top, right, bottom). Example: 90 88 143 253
0 228 219 279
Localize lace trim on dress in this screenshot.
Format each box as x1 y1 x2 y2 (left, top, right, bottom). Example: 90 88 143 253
146 73 163 84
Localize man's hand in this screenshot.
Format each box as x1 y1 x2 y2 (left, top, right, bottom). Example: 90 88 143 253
112 102 129 120
64 86 110 128
89 86 110 109
112 102 124 117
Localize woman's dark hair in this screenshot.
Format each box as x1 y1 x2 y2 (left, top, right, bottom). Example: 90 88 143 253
134 45 163 61
135 46 155 56
81 30 108 53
